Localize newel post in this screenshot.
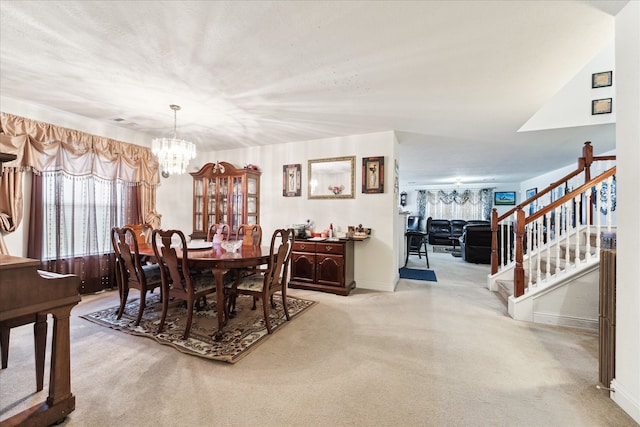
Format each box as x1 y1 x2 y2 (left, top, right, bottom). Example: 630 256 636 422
491 208 499 275
514 208 525 297
583 141 594 225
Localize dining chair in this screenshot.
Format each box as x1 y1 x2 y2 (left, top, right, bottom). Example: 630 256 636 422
124 223 153 245
207 223 230 243
235 224 262 246
228 228 294 333
151 229 221 339
111 226 163 326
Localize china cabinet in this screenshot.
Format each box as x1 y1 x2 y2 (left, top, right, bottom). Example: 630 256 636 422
190 162 260 240
289 240 355 295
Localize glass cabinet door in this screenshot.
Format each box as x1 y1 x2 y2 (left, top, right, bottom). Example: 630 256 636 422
231 176 244 232
207 178 217 229
194 178 204 233
219 177 228 226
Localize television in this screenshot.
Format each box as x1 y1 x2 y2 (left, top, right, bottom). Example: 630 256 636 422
494 191 516 206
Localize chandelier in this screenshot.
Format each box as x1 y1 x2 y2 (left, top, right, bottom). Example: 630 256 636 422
151 104 196 176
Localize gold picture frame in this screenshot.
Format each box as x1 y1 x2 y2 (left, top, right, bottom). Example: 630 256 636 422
308 156 355 199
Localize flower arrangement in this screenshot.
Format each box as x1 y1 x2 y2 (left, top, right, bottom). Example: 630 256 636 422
329 185 344 195
244 163 259 171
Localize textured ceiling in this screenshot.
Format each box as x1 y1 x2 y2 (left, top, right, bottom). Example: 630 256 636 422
0 1 625 186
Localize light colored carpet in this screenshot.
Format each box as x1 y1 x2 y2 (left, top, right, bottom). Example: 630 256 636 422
1 248 637 426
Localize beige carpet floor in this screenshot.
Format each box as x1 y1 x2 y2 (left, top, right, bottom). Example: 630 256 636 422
1 248 637 426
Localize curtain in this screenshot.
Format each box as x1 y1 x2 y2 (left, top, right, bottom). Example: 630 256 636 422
422 189 493 220
1 112 159 292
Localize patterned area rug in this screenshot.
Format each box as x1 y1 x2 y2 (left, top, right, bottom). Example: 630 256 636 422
81 294 316 363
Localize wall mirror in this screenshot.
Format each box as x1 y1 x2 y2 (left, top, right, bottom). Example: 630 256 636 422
308 156 355 199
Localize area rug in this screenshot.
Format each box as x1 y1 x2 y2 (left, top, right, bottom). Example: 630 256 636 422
399 267 437 282
81 294 316 363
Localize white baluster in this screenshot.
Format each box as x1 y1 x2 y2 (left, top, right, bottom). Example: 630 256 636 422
565 199 571 268
555 205 561 275
606 175 613 231
596 181 602 255
527 223 533 289
545 214 551 280
585 188 592 261
535 216 542 284
574 195 581 265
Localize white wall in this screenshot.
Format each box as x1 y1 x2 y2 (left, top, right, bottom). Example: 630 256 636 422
611 2 640 423
156 131 401 292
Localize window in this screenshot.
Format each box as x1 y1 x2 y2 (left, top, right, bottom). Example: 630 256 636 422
40 172 132 260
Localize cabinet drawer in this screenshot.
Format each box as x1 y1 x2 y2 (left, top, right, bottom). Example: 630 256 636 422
316 242 344 255
293 241 316 252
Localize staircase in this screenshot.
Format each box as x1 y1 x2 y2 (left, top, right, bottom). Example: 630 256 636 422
488 142 616 330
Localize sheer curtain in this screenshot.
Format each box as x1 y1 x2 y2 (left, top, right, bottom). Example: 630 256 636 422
1 112 160 293
418 189 493 221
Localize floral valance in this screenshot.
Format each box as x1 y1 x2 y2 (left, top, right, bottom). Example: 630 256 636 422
0 112 160 186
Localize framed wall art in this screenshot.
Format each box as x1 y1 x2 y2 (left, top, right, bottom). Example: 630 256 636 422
592 98 612 115
283 164 301 197
592 71 612 88
494 191 516 206
526 188 537 215
362 156 384 194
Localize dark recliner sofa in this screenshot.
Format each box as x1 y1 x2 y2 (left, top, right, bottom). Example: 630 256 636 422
426 218 453 245
459 224 515 264
459 224 492 263
427 217 490 246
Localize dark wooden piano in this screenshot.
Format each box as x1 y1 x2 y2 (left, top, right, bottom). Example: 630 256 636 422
0 255 81 427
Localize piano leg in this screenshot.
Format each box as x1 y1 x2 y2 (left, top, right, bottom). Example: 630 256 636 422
34 313 47 392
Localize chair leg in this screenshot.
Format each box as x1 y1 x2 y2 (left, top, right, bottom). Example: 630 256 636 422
183 299 194 340
262 296 272 334
281 289 290 321
423 240 430 268
135 289 146 326
158 291 169 334
117 286 129 319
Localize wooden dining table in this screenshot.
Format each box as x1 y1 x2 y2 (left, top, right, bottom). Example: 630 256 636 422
138 241 271 341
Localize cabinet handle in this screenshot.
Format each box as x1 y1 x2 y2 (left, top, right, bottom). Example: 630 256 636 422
300 244 306 250
325 245 333 252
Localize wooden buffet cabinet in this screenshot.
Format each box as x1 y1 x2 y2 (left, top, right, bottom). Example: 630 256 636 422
190 162 260 240
289 239 355 296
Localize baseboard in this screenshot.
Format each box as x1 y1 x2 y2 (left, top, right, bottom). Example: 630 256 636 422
610 379 640 424
358 279 395 292
532 311 598 331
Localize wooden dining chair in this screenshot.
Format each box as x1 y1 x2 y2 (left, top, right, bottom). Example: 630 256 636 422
235 224 262 246
228 228 294 333
111 226 163 326
207 223 230 243
124 223 153 245
151 229 221 339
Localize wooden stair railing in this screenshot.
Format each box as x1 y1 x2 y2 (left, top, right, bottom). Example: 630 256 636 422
491 141 616 298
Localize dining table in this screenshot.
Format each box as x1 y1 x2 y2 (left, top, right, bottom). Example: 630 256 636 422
137 241 271 341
